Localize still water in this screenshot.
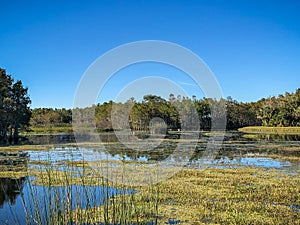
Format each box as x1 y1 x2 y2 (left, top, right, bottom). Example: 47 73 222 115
0 180 131 224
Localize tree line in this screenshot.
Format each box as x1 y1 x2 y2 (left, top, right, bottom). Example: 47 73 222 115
1 67 299 145
31 89 300 132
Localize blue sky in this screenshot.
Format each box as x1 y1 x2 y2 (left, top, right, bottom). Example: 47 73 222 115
1 0 300 108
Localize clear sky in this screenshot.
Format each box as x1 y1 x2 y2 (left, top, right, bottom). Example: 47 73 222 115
1 0 300 108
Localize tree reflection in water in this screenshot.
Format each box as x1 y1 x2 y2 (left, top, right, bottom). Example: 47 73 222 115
0 151 28 208
0 177 26 208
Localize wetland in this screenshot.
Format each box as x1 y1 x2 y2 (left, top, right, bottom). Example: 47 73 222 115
0 131 299 224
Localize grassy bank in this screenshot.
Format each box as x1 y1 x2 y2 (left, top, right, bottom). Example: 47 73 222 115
238 126 300 134
21 126 116 135
25 125 300 135
22 125 74 134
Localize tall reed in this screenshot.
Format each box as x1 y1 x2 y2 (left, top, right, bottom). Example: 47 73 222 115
17 149 159 224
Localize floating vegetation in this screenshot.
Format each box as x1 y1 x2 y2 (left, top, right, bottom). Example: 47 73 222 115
147 167 300 224
0 145 46 151
67 167 300 224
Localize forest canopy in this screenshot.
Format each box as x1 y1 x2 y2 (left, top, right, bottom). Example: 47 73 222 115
31 89 300 132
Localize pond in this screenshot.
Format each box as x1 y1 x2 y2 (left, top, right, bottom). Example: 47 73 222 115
0 131 299 224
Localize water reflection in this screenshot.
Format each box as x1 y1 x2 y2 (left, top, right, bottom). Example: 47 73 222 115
23 132 300 171
26 133 120 145
0 180 133 224
24 131 300 144
26 134 76 144
0 177 26 208
188 156 292 169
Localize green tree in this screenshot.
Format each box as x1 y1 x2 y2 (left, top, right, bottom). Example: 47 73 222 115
0 68 31 144
11 81 31 143
226 97 260 129
256 89 300 127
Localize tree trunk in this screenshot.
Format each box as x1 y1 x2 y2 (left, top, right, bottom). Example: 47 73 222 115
13 123 19 144
8 127 13 145
3 124 8 143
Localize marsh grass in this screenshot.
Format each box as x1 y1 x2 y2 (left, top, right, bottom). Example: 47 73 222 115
1 143 299 224
239 126 300 135
62 166 300 224
147 167 300 224
14 154 160 225
2 160 300 224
